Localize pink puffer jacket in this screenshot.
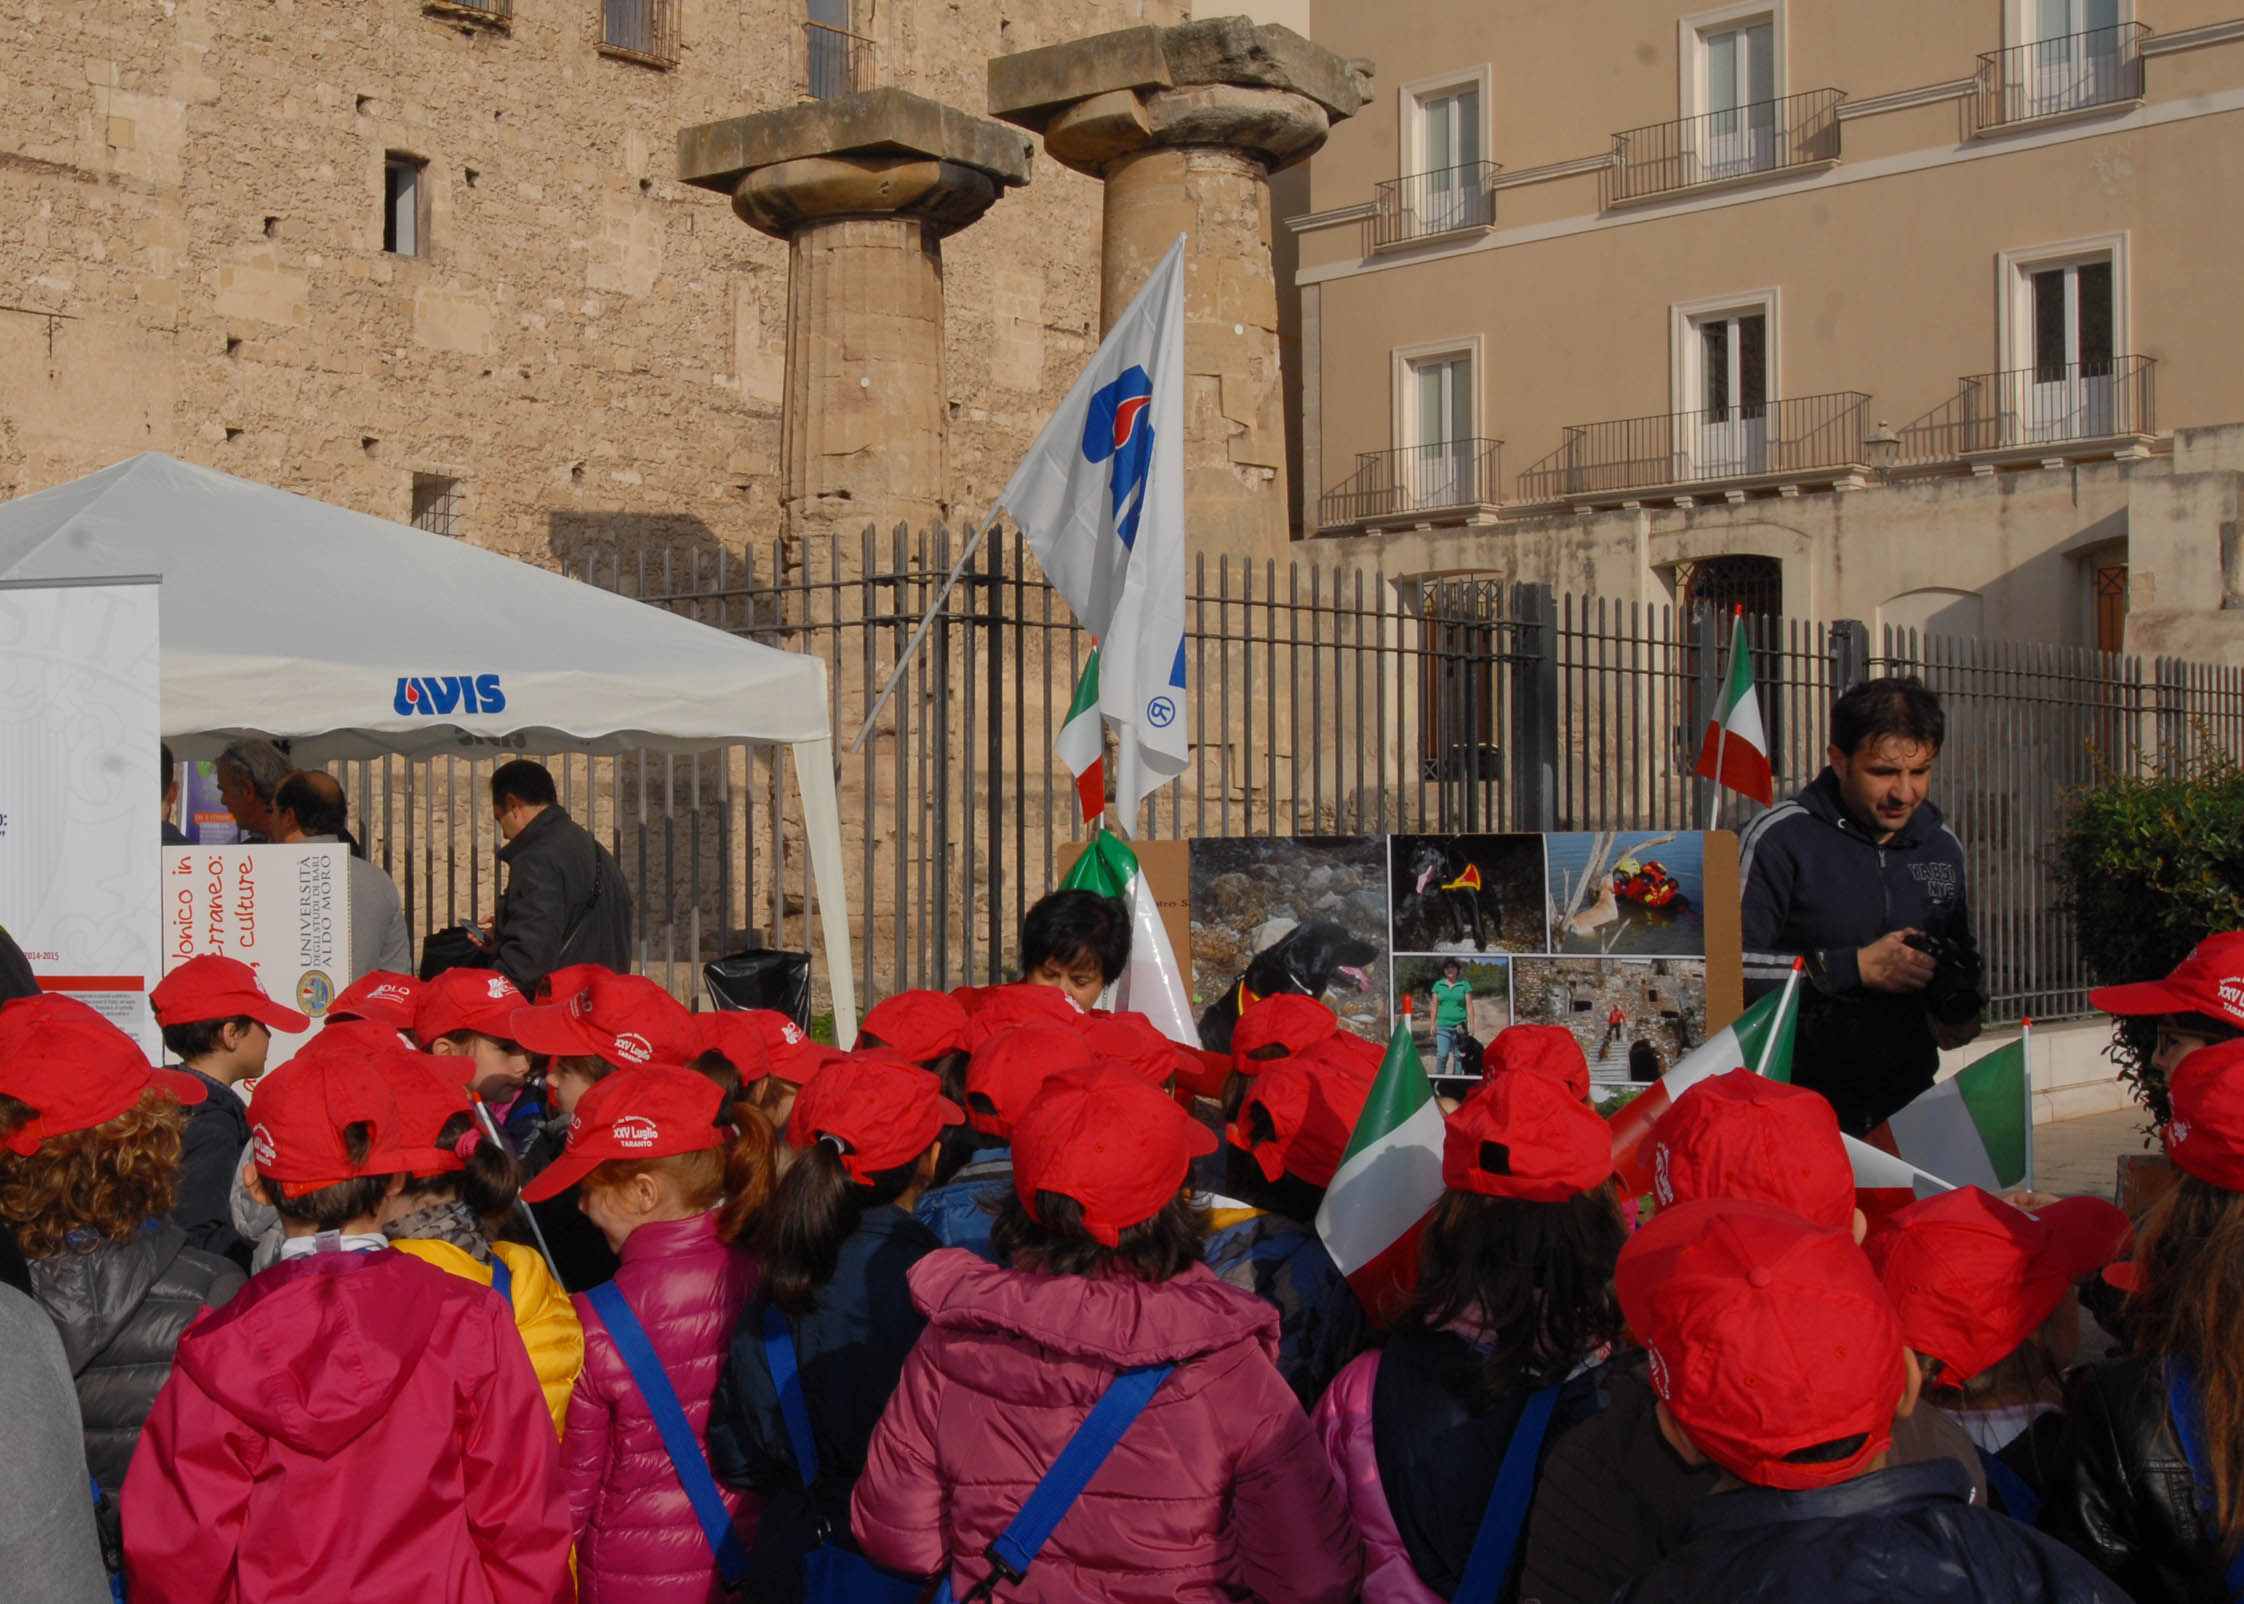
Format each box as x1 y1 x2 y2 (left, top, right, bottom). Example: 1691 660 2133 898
562 1211 763 1604
1312 1352 1441 1604
851 1248 1362 1604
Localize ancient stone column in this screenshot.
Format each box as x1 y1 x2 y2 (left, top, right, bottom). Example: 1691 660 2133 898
990 18 1371 558
680 90 1032 538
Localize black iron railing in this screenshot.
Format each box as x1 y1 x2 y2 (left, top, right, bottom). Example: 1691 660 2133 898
1515 391 1871 500
1372 162 1498 246
1318 439 1504 527
1974 23 2147 130
1895 355 2155 462
806 20 876 99
1610 87 1843 203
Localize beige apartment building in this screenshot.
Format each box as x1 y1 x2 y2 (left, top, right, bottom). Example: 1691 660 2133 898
0 0 1180 561
1290 0 2244 657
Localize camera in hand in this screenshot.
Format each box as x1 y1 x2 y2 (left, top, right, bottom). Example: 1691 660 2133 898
1903 930 1983 1026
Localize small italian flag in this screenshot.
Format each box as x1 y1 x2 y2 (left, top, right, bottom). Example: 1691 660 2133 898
1694 607 1776 808
1608 963 1801 1194
1059 825 1202 1053
1055 647 1106 825
1316 1003 1448 1326
1860 1030 2031 1197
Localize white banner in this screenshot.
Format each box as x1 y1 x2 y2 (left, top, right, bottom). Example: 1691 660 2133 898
0 578 163 1052
163 845 352 1062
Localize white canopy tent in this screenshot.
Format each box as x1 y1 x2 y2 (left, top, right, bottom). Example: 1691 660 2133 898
0 452 858 1039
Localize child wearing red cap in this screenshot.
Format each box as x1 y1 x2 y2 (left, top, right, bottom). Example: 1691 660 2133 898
369 1049 586 1436
151 954 311 1269
853 1065 1363 1603
530 1062 772 1604
1206 1043 1378 1407
1609 1198 2118 1604
914 1024 1096 1259
2044 1036 2244 1602
1867 1186 2130 1523
708 1053 958 1602
0 995 245 1577
1310 1069 1621 1604
122 1045 573 1604
414 966 535 1102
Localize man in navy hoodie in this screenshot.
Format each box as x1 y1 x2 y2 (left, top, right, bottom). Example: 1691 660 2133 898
1739 676 1983 1134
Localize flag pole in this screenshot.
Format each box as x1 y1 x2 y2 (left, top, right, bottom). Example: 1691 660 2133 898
474 1095 562 1283
843 513 996 760
2022 1016 2036 1192
1707 604 1742 832
1751 957 1805 1078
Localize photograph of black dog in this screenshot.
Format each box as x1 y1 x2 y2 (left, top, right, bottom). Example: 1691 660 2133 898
1197 919 1382 1053
1389 834 1548 954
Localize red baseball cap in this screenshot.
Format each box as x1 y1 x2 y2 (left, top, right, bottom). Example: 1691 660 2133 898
960 983 1089 1047
150 955 310 1034
1648 1069 1855 1232
1227 1051 1376 1189
1080 1012 1193 1087
1012 1064 1219 1245
1232 994 1338 1072
519 1064 728 1203
1296 1028 1386 1080
369 1049 478 1176
0 995 208 1153
1443 1068 1613 1201
247 1049 421 1197
788 1054 963 1184
538 963 612 1005
412 968 528 1046
964 1025 1097 1139
2090 932 2244 1028
304 1017 419 1061
694 1012 773 1082
706 1009 819 1083
2165 1036 2244 1190
511 971 699 1069
1865 1186 2131 1382
861 990 972 1064
1485 1025 1591 1103
327 971 422 1031
1617 1197 1906 1491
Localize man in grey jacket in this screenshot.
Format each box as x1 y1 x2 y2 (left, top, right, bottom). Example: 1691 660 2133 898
0 1283 112 1602
485 758 633 994
271 770 414 981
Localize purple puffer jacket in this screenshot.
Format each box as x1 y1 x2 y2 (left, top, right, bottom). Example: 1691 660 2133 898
563 1211 763 1604
851 1248 1363 1604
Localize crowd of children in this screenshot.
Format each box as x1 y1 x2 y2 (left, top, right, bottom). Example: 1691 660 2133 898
2 900 2242 1602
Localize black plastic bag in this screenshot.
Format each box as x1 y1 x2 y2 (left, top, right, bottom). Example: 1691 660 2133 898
420 925 486 981
702 948 812 1027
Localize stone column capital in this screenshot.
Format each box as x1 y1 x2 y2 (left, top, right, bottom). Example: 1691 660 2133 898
989 16 1372 176
679 87 1033 241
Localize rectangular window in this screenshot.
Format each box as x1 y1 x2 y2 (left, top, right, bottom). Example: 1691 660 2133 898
383 155 425 256
2011 247 2121 441
804 0 868 99
1676 297 1774 477
602 0 678 63
1701 20 1776 177
1403 350 1477 511
411 475 460 537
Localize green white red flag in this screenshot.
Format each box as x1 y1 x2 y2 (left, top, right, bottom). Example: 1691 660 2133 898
1057 825 1201 1050
1853 1027 2031 1222
1316 1002 1447 1325
1055 648 1106 825
1694 607 1775 809
1609 961 1801 1194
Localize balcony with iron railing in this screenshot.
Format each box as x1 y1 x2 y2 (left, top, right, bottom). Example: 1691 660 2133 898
600 0 678 65
1609 87 1843 204
424 0 510 24
1894 356 2156 467
805 20 877 99
1973 23 2147 132
1372 162 1499 249
1515 391 1872 504
1318 439 1504 531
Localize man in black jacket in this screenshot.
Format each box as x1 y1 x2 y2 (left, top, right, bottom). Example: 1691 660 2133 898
485 758 633 995
1739 676 1983 1134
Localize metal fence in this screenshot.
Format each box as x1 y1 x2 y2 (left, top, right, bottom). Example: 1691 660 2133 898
1609 87 1843 203
329 531 2244 1025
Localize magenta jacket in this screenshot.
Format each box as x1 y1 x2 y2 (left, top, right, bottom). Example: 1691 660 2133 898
1312 1352 1443 1604
562 1211 763 1604
851 1248 1362 1604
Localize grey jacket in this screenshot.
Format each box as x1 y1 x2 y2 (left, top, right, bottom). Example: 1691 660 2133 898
0 1284 112 1600
300 832 414 981
492 804 632 993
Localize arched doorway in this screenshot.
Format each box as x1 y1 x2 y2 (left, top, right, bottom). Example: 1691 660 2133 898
1681 554 1783 620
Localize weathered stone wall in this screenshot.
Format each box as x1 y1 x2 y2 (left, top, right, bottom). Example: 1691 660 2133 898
0 0 1179 560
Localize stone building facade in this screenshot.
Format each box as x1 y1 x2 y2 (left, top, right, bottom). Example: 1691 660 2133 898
0 0 1185 561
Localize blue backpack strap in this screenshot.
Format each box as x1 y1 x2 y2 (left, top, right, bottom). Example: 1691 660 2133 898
761 1303 823 1489
488 1254 513 1307
586 1281 750 1588
1976 1446 2041 1526
2167 1362 2244 1603
1450 1382 1564 1604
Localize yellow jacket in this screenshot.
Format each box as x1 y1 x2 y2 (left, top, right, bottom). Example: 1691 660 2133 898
392 1237 584 1437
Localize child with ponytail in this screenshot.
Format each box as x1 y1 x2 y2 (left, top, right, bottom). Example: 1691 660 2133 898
708 1053 957 1604
531 1061 776 1604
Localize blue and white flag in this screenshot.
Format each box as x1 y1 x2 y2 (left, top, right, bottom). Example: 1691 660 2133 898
993 234 1189 827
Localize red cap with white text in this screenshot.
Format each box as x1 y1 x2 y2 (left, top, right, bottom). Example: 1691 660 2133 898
519 1064 728 1202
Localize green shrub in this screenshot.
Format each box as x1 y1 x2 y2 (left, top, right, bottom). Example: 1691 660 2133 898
2053 745 2244 1125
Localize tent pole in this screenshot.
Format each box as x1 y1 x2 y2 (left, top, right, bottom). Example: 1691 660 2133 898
844 515 990 760
790 736 859 1046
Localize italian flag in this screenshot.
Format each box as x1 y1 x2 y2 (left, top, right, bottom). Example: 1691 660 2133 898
1694 608 1775 807
1316 1005 1447 1326
1609 963 1801 1194
1059 826 1202 1053
1055 647 1106 825
1858 1030 2031 1202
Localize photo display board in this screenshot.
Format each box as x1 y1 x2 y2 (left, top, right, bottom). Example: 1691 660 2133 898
1175 831 1741 1087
